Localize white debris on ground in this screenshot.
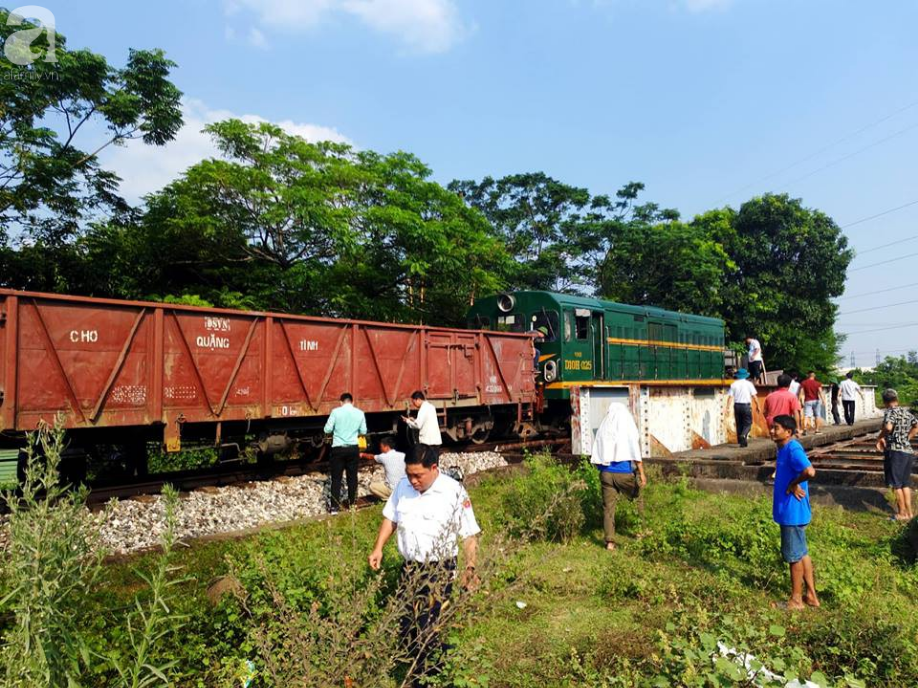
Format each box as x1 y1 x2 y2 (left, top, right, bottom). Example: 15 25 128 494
0 451 507 556
715 642 821 688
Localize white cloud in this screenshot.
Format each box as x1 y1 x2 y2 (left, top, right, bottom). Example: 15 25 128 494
226 0 468 54
682 0 733 12
247 26 268 48
102 99 352 203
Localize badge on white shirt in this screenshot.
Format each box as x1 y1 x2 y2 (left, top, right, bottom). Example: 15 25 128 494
382 473 480 562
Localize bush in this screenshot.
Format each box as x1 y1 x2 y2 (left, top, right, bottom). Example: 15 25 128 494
497 453 586 542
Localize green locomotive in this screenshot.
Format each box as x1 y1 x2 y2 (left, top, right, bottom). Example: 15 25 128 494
467 291 726 400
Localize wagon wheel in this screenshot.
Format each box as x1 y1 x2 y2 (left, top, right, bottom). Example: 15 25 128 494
469 426 491 445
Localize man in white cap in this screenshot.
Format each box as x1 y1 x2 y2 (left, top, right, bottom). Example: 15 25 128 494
590 404 646 551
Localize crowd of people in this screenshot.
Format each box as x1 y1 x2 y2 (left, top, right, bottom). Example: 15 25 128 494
315 338 914 680
718 336 917 606
725 337 868 440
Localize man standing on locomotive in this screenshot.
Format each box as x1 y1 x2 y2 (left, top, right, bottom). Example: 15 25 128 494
746 336 766 384
402 390 442 454
324 392 367 514
368 444 480 684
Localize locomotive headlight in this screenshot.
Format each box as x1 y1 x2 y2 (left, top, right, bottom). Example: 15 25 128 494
543 359 558 382
497 293 516 313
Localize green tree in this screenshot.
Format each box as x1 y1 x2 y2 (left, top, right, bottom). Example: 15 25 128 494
330 149 510 324
598 218 734 315
702 193 853 373
449 172 592 292
857 355 918 406
120 120 511 324
0 10 182 246
450 175 675 293
598 193 851 374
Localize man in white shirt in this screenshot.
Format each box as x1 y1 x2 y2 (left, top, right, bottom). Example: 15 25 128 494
746 336 765 384
368 445 480 685
360 435 406 500
402 390 442 451
839 372 863 426
724 368 761 447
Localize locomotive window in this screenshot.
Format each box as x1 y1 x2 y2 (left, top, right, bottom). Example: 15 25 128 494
564 311 573 341
468 315 490 330
575 313 590 340
530 310 559 342
496 314 523 332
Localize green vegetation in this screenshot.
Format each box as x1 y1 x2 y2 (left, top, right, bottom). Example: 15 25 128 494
855 353 918 407
0 424 185 687
5 450 916 686
0 9 182 250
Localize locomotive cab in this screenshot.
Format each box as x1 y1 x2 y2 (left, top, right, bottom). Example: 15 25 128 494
466 292 605 389
467 291 726 403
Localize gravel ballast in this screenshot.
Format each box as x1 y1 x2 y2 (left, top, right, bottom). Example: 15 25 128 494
1 451 507 555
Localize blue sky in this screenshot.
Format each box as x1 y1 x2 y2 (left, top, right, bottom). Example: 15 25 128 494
46 0 918 364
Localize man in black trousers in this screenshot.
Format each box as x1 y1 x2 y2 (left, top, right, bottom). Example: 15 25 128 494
323 392 367 513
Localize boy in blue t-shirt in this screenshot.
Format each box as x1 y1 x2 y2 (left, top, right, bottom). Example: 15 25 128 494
771 414 820 610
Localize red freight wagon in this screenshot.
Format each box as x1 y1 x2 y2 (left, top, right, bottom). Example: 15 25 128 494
0 290 537 457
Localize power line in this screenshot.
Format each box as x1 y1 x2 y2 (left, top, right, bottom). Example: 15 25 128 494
837 280 918 300
846 348 916 356
838 297 918 316
841 198 918 229
776 120 918 191
712 99 918 205
848 250 918 272
854 235 918 256
838 321 918 335
837 322 910 327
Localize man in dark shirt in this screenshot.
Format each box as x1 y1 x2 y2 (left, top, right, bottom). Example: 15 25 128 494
829 378 841 425
799 371 826 435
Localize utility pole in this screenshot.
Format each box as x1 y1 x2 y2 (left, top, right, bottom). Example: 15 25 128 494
876 348 881 366
850 351 856 368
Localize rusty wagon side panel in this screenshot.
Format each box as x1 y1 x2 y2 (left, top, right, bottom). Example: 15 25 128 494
0 290 536 444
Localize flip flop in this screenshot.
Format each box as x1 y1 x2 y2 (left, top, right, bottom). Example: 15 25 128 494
770 600 805 611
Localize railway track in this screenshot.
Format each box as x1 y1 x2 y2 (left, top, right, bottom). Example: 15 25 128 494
83 437 569 506
807 434 918 474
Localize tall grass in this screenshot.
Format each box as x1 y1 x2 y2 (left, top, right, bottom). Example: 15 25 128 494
0 423 187 687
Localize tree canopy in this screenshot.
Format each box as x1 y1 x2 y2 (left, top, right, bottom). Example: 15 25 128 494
53 120 513 325
0 10 182 244
449 175 678 294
